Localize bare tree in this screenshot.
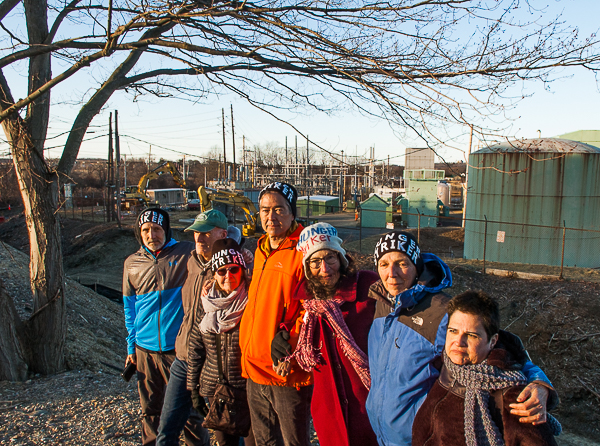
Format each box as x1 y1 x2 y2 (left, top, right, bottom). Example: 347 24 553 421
1 0 599 378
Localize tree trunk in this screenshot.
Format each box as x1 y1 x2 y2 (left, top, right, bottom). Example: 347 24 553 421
8 123 66 375
0 278 28 381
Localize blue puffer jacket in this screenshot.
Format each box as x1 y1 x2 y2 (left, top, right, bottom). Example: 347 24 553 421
366 253 551 446
123 239 193 355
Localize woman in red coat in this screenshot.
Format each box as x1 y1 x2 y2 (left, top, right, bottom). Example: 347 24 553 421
290 222 379 446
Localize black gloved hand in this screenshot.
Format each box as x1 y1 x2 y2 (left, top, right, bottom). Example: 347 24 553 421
191 388 209 417
270 330 291 364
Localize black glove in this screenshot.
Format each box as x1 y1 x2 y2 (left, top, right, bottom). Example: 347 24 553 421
271 330 291 364
191 388 209 417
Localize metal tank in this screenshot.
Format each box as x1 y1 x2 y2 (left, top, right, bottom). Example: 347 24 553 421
437 181 450 208
464 138 600 268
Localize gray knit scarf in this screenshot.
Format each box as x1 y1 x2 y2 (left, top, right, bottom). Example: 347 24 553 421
200 283 248 334
443 351 561 446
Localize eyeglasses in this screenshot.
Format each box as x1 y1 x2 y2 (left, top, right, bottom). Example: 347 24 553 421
216 266 241 276
308 254 339 269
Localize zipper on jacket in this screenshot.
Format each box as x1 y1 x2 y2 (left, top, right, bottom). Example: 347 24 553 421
253 234 294 296
156 256 163 352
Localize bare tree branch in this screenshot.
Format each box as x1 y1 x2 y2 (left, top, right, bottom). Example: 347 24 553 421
0 0 20 22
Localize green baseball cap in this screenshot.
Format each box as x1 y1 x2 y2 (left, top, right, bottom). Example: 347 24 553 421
185 209 228 233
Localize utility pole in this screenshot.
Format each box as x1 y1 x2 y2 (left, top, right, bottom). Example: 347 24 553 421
148 145 152 172
252 146 258 187
340 150 345 206
222 108 227 181
114 110 121 227
354 153 358 204
230 104 236 182
123 154 127 188
182 155 186 182
107 112 114 222
285 136 288 180
243 135 246 182
295 135 298 185
387 155 390 180
369 146 374 189
306 136 310 194
463 125 474 228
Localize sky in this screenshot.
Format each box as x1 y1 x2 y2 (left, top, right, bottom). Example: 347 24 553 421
2 0 600 167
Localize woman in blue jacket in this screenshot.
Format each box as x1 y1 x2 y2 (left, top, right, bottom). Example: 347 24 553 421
365 231 557 446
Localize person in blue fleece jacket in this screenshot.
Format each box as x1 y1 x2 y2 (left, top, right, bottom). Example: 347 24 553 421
365 231 557 446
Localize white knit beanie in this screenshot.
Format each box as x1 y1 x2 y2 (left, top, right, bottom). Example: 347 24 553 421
297 223 348 278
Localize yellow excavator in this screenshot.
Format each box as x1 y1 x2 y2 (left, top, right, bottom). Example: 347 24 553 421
122 161 186 208
198 186 259 237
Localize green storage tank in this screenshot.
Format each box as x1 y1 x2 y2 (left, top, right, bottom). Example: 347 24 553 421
360 194 388 228
464 138 600 267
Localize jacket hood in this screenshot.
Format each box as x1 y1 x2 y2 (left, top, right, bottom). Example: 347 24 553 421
391 252 452 311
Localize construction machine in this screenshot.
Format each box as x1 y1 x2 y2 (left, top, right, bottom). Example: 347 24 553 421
198 186 259 237
122 161 186 208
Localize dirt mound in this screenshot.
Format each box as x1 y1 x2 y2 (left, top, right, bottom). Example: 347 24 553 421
0 243 128 374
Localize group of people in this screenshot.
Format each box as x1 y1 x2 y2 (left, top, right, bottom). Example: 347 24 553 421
123 181 561 446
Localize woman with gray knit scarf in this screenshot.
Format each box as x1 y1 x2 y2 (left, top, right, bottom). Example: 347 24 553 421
186 238 255 446
287 222 379 446
412 290 561 446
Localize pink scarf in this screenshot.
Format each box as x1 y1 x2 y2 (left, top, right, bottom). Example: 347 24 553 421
291 297 371 389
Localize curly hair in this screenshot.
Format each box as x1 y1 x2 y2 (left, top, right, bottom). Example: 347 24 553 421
305 253 357 300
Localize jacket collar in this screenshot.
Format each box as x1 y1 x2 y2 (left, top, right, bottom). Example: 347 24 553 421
191 250 211 271
259 221 303 255
334 272 359 303
141 238 177 259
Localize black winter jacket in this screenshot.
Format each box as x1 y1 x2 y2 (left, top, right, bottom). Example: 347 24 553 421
186 295 247 397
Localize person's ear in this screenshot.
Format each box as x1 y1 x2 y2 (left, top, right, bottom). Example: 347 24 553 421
489 333 499 349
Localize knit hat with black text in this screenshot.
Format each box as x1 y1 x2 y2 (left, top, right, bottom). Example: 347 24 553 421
258 182 298 217
211 238 247 272
136 208 171 243
373 231 424 276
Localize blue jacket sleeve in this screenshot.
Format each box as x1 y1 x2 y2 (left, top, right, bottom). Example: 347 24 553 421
522 361 551 387
123 269 137 355
522 360 559 410
123 293 137 355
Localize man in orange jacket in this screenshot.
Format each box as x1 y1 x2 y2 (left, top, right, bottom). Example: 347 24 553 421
239 182 312 446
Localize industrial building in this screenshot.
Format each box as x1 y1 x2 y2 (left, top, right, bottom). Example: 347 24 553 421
146 188 186 207
296 195 340 218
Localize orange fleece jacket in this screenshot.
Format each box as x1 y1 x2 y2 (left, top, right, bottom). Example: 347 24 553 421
239 224 313 387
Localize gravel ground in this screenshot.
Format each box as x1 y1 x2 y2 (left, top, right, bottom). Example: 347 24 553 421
0 371 141 445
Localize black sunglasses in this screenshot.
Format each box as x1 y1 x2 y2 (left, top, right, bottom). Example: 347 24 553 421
216 266 241 276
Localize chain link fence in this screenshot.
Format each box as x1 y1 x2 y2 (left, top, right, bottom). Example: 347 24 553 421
58 195 600 281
